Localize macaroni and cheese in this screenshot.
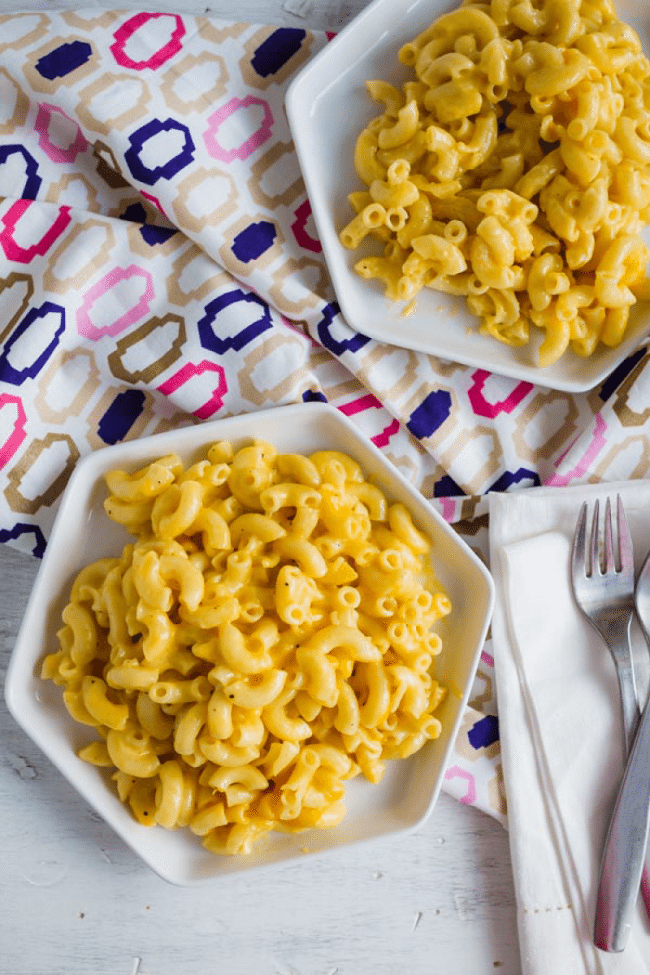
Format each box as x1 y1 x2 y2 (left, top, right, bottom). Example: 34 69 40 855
41 440 450 855
339 0 650 367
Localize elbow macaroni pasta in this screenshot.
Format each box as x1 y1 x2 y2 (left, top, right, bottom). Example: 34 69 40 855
339 0 650 367
42 440 450 856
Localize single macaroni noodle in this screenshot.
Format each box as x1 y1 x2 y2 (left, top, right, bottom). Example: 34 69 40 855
339 0 650 367
42 439 451 856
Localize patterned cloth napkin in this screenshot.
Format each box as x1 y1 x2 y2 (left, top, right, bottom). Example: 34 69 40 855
1 8 650 829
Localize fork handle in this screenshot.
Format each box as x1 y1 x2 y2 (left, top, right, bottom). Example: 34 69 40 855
612 633 650 924
617 658 640 754
614 659 650 924
607 614 640 753
598 621 650 935
594 690 650 951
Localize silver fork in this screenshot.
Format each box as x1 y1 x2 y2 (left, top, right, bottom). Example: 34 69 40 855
571 496 639 751
570 495 650 942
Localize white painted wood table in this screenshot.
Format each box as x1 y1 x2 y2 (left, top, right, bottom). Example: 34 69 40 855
0 1 521 972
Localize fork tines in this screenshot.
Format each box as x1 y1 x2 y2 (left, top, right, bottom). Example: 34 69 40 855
578 496 631 578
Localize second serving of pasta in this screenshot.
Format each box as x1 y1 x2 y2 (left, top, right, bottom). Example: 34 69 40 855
339 0 650 367
41 439 450 855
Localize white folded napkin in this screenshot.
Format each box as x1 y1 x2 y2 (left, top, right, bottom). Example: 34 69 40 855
489 483 650 975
